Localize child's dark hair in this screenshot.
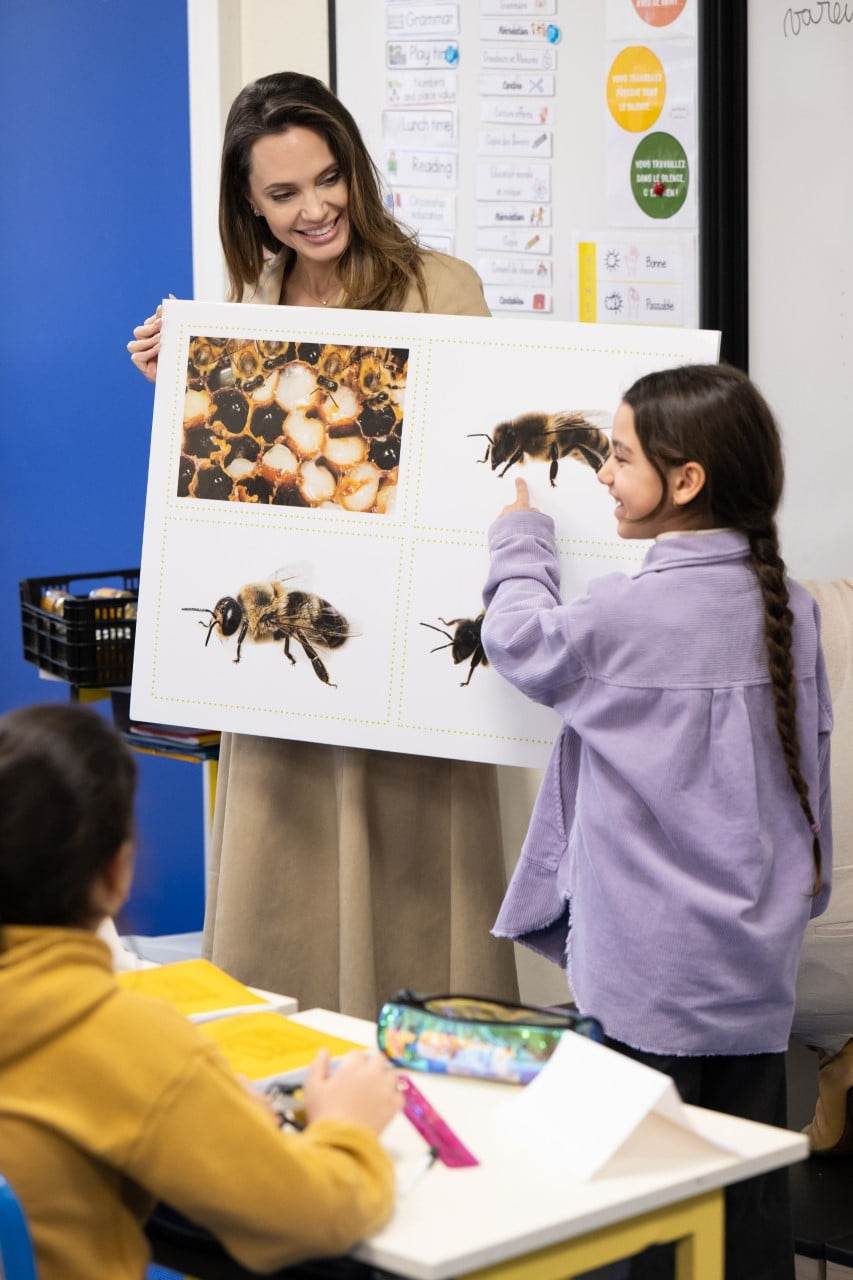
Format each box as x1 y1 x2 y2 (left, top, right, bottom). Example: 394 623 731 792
0 704 136 932
623 363 822 891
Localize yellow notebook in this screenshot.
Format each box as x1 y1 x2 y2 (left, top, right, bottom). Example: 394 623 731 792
197 1012 363 1083
118 957 269 1021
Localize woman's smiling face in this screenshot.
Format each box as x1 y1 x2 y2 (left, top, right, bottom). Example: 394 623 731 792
247 127 350 263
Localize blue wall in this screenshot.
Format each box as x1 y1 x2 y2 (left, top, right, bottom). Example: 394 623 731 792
0 0 204 934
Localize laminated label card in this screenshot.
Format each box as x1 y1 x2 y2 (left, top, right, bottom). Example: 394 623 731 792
131 302 718 768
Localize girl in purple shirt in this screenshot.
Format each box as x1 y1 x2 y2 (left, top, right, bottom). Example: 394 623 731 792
482 364 832 1280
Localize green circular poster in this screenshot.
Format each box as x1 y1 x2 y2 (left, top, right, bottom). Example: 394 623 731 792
630 132 689 218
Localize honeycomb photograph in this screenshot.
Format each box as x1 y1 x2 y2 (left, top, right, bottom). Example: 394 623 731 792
178 337 408 513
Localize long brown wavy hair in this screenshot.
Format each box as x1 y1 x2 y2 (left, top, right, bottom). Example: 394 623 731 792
623 363 822 892
219 71 426 310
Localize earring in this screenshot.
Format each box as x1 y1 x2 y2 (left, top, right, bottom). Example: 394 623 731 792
251 206 262 218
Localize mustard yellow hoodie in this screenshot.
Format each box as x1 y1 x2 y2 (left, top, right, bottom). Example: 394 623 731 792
0 926 394 1279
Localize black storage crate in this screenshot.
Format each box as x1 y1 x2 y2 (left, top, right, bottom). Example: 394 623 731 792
20 568 140 687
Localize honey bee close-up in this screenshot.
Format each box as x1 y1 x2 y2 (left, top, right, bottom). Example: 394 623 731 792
469 412 611 486
421 613 488 687
183 575 350 686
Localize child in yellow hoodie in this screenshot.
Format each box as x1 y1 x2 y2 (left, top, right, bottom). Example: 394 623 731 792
0 704 400 1280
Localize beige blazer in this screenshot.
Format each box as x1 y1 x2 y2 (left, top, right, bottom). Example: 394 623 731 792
243 248 491 316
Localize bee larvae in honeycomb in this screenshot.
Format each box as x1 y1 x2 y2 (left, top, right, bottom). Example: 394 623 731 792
177 455 195 497
276 361 318 410
234 474 273 503
358 401 396 438
210 389 250 435
298 457 337 505
369 436 400 471
223 435 260 480
375 480 397 515
260 443 298 478
273 477 310 506
284 408 326 458
184 424 223 459
338 461 381 512
250 372 279 404
324 433 368 469
194 465 233 500
317 384 360 427
184 387 212 425
206 359 236 392
249 402 287 444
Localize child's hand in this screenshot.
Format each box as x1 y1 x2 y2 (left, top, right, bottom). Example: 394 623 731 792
236 1073 279 1126
498 477 537 517
304 1049 403 1136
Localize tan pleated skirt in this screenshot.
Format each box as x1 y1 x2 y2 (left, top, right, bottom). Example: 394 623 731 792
203 733 519 1019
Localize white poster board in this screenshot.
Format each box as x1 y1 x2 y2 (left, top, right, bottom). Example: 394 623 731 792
130 300 719 768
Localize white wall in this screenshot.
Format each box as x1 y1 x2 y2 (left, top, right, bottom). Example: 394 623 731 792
748 2 853 581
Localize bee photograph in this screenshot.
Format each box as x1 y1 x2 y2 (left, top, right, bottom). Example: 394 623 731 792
148 521 403 732
469 411 612 487
183 570 352 688
412 336 630 544
401 543 561 748
420 611 487 688
178 337 407 515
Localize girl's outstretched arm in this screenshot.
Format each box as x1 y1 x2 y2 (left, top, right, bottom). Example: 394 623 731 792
482 480 588 708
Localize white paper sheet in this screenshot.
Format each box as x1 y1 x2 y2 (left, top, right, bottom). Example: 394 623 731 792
476 159 551 201
387 2 460 39
477 253 553 285
475 201 552 227
483 285 552 312
480 16 562 41
481 0 557 13
480 97 555 125
383 108 457 150
385 149 458 188
477 124 553 156
480 43 557 70
476 227 552 253
386 69 458 107
479 72 555 96
387 40 460 69
501 1033 734 1180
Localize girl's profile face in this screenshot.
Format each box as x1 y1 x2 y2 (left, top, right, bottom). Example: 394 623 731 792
598 402 668 540
247 126 350 265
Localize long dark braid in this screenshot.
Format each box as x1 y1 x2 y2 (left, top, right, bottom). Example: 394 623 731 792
624 364 822 892
746 524 822 891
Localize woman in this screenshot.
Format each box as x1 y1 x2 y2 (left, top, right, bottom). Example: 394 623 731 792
129 72 518 1017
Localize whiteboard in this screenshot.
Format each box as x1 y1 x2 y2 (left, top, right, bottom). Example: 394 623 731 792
748 2 853 579
333 0 699 325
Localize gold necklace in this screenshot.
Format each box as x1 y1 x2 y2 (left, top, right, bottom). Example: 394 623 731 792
292 272 337 306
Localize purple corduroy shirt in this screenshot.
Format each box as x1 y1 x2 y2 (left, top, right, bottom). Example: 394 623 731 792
483 513 833 1055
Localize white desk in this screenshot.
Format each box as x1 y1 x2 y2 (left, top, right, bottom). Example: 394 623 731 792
292 1009 808 1280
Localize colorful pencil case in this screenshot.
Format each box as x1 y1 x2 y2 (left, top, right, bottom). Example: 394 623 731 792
377 990 604 1085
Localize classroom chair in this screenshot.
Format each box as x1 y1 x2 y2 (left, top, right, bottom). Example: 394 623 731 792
0 1175 37 1280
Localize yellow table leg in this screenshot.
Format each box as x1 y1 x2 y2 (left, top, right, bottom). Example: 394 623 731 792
464 1189 724 1280
203 758 218 833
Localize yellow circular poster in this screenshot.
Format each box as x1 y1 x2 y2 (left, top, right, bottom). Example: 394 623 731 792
606 46 666 133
